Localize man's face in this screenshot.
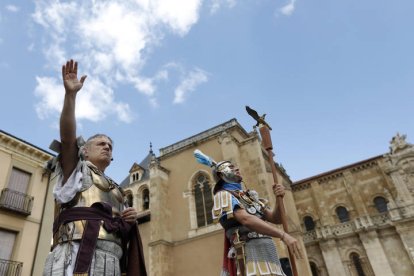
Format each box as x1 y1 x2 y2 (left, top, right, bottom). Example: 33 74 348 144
84 136 113 167
218 162 242 183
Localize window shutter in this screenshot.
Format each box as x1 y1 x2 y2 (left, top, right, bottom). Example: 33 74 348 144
8 168 31 193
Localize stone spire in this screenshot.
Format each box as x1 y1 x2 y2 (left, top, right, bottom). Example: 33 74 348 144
149 142 159 166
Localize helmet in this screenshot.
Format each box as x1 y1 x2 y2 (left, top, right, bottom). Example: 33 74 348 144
213 160 242 184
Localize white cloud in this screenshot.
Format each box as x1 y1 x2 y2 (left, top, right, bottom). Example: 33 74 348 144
154 69 169 81
34 76 133 123
131 76 156 96
280 0 296 16
32 1 78 34
43 43 66 66
151 0 202 36
210 0 236 14
173 68 208 104
34 77 64 120
6 5 20 12
32 0 208 123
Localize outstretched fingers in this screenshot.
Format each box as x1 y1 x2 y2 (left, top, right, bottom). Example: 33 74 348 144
61 59 87 93
69 59 74 73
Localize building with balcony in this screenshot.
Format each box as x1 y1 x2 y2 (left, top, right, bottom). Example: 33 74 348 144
292 133 414 276
0 130 53 276
3 121 413 276
121 119 414 276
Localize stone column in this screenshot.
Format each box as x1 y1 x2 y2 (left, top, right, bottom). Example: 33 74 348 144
395 222 414 265
219 131 241 166
389 169 414 205
310 181 334 226
319 239 348 276
358 230 394 275
148 240 173 276
148 162 173 276
343 171 369 216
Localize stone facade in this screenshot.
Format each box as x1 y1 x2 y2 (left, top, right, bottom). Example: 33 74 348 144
122 119 312 276
292 133 414 276
3 121 413 276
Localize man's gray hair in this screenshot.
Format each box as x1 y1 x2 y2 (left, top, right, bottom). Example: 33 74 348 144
85 134 114 147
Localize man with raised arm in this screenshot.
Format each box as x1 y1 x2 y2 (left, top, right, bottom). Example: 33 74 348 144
43 60 146 276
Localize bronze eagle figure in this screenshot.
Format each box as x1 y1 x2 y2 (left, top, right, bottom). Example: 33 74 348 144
245 106 272 130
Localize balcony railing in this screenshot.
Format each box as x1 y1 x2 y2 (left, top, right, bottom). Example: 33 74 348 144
0 259 23 276
0 188 33 216
303 212 392 244
344 257 375 276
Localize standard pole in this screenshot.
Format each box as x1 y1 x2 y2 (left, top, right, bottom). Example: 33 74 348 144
258 125 299 276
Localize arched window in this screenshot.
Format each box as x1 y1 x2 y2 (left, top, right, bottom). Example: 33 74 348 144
303 216 315 231
132 173 140 182
373 196 388 213
309 262 319 276
142 189 150 210
127 194 133 207
336 206 350 223
351 253 366 276
194 174 213 227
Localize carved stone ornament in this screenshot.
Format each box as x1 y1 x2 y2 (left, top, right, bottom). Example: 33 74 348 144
389 133 411 154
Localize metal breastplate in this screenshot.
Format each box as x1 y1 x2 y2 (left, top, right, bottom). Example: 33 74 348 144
231 189 267 218
54 166 126 246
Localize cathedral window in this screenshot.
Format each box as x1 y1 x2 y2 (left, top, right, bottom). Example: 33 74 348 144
309 262 319 276
142 188 150 210
127 193 133 207
303 216 315 231
336 206 350 223
194 173 213 227
131 172 140 182
350 253 366 276
373 196 388 213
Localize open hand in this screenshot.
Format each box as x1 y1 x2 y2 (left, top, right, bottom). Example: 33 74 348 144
121 207 138 225
62 59 87 94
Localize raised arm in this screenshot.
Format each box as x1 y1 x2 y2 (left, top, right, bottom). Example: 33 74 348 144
60 59 87 184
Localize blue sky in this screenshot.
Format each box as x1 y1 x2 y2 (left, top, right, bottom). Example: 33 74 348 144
0 0 413 183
